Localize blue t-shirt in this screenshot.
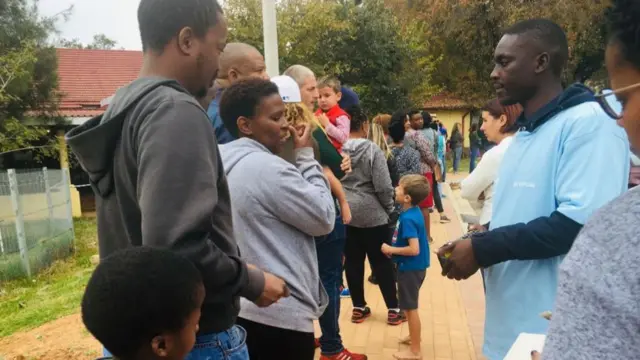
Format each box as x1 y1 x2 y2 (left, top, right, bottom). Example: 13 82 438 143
391 206 429 271
482 101 629 359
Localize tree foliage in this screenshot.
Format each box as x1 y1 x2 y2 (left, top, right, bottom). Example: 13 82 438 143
58 33 119 50
390 0 612 106
224 0 438 114
0 0 62 162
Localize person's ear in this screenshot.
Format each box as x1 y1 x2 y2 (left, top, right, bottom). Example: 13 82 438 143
499 114 508 127
237 116 253 137
336 92 342 102
151 335 171 357
405 194 412 204
228 68 239 82
176 27 197 56
535 52 550 74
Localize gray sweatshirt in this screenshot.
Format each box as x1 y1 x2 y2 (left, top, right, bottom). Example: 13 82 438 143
542 186 640 359
65 77 264 334
342 138 394 228
220 138 333 332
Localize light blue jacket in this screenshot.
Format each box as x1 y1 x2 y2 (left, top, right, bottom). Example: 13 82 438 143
482 85 630 359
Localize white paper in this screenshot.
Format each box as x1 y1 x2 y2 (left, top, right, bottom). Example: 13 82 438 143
504 333 546 360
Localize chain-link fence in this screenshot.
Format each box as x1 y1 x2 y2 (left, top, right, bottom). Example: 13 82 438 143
0 168 75 282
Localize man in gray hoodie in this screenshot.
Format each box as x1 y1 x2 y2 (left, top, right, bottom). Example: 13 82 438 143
65 1 287 359
218 78 335 359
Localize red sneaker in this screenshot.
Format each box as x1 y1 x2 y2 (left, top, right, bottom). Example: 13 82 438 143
351 306 371 323
387 309 407 326
320 349 368 360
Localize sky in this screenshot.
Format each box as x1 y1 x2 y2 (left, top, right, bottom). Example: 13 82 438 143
39 0 143 50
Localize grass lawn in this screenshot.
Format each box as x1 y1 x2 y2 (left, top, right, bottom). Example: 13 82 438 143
0 217 98 338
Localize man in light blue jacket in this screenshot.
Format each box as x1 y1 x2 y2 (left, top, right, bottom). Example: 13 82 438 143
438 19 630 359
218 78 334 359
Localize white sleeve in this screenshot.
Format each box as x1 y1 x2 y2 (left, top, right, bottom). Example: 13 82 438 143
460 150 499 201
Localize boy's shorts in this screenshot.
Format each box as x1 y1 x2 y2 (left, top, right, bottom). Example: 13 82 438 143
418 172 434 209
397 270 426 310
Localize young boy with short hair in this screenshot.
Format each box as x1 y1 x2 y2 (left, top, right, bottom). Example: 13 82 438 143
381 174 431 360
82 247 205 360
315 76 351 152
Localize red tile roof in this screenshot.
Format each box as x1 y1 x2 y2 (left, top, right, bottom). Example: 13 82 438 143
422 93 470 110
56 48 143 117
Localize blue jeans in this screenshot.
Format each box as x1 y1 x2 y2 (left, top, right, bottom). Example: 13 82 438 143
103 325 249 360
469 147 480 173
453 147 463 173
315 215 346 355
438 155 446 182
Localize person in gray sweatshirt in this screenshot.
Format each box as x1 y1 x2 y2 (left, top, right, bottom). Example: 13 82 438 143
65 1 288 359
218 78 334 360
341 105 404 326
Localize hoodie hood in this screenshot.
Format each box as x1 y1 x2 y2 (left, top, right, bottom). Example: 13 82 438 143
520 83 596 132
65 77 185 197
220 138 272 177
342 138 376 169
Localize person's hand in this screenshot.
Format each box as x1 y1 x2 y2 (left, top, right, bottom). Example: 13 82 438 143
531 351 541 360
317 113 330 128
381 243 393 258
253 271 290 307
289 123 313 149
340 153 352 173
340 201 352 225
437 238 480 280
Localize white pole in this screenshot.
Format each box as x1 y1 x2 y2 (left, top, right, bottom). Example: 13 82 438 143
262 0 279 77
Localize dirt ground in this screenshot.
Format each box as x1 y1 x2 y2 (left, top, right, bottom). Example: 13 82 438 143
0 313 100 360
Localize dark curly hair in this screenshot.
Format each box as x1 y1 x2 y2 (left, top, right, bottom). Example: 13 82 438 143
608 0 640 68
504 19 568 77
388 110 408 143
219 78 281 138
346 104 369 132
81 247 203 358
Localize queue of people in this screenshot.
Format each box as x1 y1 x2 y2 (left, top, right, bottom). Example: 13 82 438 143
66 0 639 360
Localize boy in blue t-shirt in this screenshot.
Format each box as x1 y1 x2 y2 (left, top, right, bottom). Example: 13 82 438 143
381 174 430 360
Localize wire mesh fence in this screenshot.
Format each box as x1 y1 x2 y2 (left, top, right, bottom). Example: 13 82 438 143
0 168 75 282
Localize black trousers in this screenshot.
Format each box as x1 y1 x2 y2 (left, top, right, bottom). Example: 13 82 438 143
432 172 444 213
345 224 399 309
236 317 315 360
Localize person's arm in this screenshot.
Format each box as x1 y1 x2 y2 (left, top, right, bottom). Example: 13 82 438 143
371 146 395 214
137 100 264 302
324 167 351 224
324 115 350 145
411 132 437 168
382 218 420 257
384 238 420 256
460 151 498 201
262 147 336 237
471 128 630 267
313 128 345 178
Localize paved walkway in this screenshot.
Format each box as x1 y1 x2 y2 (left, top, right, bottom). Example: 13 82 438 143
314 182 486 360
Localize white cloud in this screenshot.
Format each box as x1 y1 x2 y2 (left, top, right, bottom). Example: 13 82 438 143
39 0 142 50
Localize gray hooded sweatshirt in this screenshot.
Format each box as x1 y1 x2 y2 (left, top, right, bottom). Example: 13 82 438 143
65 77 264 334
342 138 395 228
220 138 333 332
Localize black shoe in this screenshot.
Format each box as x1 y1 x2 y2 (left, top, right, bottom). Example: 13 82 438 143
368 274 378 285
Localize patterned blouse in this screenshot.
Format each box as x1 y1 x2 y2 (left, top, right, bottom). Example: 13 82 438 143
390 144 421 179
405 130 437 174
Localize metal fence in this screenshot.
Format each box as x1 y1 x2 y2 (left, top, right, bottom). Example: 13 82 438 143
0 168 75 282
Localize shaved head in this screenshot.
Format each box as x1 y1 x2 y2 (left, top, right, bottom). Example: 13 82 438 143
217 42 269 83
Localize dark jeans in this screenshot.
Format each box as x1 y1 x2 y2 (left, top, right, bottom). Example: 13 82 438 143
453 147 462 172
315 215 346 355
470 147 480 173
345 224 399 309
431 172 444 213
103 326 249 360
236 318 315 360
